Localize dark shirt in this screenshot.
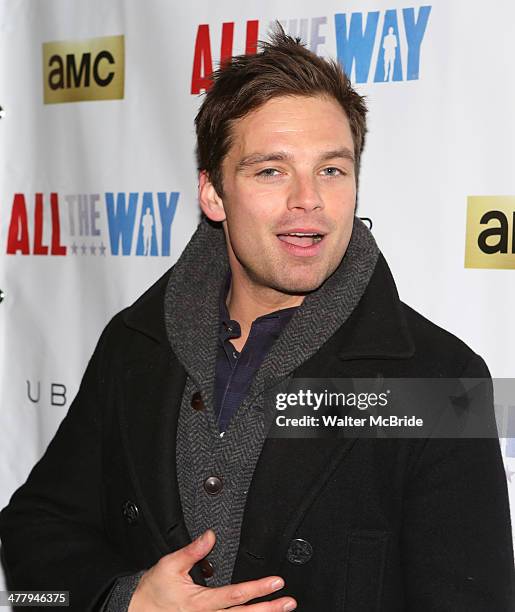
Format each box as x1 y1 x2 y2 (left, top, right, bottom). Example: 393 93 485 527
214 273 297 433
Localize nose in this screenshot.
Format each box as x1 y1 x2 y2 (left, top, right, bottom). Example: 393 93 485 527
287 174 323 212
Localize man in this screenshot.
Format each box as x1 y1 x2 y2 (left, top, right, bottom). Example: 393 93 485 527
0 27 513 612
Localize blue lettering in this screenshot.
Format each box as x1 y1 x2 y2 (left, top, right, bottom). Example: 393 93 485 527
105 192 138 255
334 11 379 83
158 192 179 257
374 9 403 83
403 6 431 80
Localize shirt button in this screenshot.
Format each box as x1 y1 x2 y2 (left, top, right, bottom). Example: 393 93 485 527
232 351 238 359
204 476 223 495
198 557 215 578
191 391 205 411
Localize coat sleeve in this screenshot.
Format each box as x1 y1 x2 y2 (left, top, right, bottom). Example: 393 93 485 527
0 317 140 611
100 572 145 612
401 354 514 611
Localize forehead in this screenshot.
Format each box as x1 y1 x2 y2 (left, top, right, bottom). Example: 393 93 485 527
226 95 354 159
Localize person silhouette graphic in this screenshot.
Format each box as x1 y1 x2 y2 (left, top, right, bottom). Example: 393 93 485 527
383 26 398 82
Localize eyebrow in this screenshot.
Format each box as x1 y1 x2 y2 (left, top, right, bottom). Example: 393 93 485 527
235 147 355 172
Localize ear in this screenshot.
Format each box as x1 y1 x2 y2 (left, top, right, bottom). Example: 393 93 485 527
198 171 226 222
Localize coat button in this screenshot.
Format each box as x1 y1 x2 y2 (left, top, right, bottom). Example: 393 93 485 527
122 500 139 525
191 391 205 411
204 476 223 495
198 557 215 578
287 538 313 565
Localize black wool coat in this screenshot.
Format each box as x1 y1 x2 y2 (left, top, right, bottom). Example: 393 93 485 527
0 255 513 611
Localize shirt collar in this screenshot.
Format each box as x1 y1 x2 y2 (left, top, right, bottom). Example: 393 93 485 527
219 270 298 339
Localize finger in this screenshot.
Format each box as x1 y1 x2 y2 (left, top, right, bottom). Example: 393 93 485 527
167 529 216 575
197 575 287 609
231 596 297 611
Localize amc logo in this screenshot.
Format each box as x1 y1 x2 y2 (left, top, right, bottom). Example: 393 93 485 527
42 35 124 104
465 196 515 269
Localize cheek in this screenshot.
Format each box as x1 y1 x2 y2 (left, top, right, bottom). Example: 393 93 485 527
326 190 356 221
324 182 356 202
229 209 265 237
225 205 268 252
228 194 277 231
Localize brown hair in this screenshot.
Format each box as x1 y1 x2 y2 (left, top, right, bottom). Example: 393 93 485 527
194 23 368 197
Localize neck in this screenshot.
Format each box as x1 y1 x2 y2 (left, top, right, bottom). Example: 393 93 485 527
226 270 304 334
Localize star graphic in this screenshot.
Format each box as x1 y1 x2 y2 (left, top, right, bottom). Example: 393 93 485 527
81 243 87 255
71 242 78 255
98 242 106 256
89 244 97 255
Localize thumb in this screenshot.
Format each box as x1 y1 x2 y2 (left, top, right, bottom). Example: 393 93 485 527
170 529 216 574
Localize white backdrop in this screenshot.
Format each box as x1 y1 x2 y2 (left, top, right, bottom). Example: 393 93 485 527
1 0 514 598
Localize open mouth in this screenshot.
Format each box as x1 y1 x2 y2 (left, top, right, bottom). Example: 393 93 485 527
277 232 325 247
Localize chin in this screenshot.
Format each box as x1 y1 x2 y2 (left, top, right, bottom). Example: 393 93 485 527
270 273 328 296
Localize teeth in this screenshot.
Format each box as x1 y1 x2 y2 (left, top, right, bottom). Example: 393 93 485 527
284 232 318 236
277 232 324 246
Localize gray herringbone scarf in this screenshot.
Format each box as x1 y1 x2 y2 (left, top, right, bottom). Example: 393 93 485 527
164 216 379 586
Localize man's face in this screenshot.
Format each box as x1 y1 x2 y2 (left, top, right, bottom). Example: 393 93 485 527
203 94 357 297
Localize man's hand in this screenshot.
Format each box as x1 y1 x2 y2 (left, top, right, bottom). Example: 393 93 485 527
128 529 297 611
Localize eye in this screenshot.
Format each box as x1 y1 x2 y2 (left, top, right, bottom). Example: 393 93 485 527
321 167 345 177
256 168 281 178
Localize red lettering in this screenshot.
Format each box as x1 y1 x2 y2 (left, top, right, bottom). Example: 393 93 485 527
220 22 234 66
33 193 49 255
6 193 30 254
245 20 259 55
50 192 66 255
191 20 260 94
191 24 214 94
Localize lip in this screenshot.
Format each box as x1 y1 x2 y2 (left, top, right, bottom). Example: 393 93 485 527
276 232 326 257
275 227 327 235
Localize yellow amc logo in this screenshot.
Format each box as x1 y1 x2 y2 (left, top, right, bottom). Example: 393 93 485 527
465 196 515 269
43 35 124 104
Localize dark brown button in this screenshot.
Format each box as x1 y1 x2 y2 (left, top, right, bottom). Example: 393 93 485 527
198 557 214 578
191 391 205 411
204 475 223 495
